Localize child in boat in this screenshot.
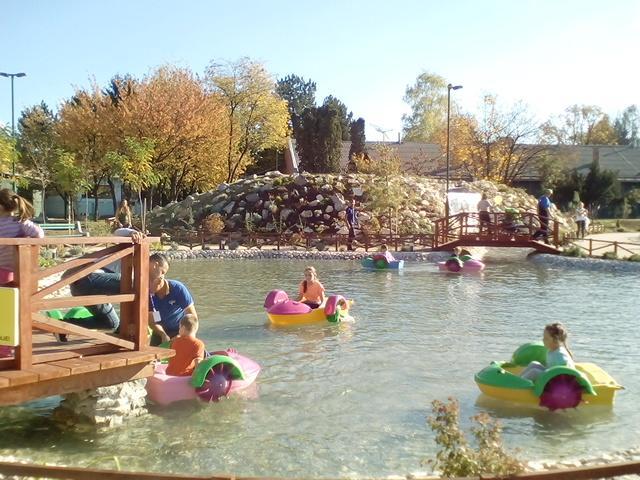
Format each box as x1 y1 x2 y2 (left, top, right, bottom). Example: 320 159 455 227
0 189 44 281
444 247 463 271
298 266 326 309
520 323 575 381
166 314 205 376
378 244 396 263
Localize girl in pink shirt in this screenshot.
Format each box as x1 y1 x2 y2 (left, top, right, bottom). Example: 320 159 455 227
298 266 326 309
0 188 44 276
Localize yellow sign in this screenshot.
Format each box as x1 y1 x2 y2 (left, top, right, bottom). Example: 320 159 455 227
0 287 19 346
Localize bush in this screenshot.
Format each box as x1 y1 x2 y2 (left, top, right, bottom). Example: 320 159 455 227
86 220 113 237
602 251 618 260
627 254 640 262
562 245 586 258
202 213 225 235
426 397 523 477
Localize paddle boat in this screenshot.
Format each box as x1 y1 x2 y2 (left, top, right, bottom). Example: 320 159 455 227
475 342 623 410
361 255 404 270
146 350 261 406
438 253 485 273
264 290 352 326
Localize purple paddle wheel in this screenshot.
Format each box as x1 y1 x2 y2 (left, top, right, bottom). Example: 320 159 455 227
195 363 233 402
539 374 583 411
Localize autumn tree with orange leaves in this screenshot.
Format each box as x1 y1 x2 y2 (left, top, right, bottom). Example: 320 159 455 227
205 58 290 183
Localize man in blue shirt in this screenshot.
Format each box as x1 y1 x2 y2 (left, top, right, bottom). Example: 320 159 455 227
532 189 553 244
148 253 197 345
345 199 359 251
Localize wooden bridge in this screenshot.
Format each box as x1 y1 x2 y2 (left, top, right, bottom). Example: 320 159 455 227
0 236 172 407
433 212 563 254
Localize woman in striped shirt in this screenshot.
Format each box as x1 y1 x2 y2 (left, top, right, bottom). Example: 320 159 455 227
0 188 44 279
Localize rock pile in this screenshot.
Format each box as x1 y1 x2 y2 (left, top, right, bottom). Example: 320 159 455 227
147 172 572 237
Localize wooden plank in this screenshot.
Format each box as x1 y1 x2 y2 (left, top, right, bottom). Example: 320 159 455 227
81 353 128 369
0 236 160 246
0 363 153 407
49 358 101 375
16 245 34 369
132 241 150 349
34 244 126 280
25 363 71 381
33 293 135 310
0 376 9 387
119 253 134 343
0 369 39 386
34 245 133 300
111 350 158 365
0 461 242 480
30 344 120 364
32 314 135 350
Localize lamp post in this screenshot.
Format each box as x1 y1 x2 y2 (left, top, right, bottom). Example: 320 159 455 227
0 72 27 191
445 83 462 226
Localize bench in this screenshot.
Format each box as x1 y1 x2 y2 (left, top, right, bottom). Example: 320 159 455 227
38 221 87 237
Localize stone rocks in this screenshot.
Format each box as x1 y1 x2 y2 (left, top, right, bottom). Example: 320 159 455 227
53 379 148 429
146 173 575 239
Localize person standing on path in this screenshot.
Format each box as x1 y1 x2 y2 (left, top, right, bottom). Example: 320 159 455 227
345 199 359 251
533 189 553 244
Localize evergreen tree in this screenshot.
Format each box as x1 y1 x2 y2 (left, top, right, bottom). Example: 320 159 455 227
348 117 367 172
582 159 621 217
322 95 352 140
296 103 344 173
276 74 316 134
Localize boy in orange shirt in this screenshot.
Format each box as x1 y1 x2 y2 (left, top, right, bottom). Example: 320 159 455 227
166 314 205 376
298 266 326 309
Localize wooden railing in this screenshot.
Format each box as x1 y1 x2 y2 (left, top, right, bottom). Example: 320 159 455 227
0 236 154 372
564 237 640 258
433 212 560 248
164 229 435 252
2 457 640 480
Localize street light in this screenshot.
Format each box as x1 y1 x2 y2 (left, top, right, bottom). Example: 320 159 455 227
0 72 27 191
445 83 462 225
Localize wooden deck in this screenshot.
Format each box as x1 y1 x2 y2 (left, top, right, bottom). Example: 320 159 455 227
0 236 172 407
0 333 173 407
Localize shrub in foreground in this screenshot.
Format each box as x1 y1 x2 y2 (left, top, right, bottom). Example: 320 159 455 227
426 397 523 477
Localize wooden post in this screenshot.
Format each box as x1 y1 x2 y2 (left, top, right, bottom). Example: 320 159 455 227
131 242 150 350
15 245 36 370
119 246 134 342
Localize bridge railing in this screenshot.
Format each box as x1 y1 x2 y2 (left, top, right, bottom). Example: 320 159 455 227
0 236 155 372
434 212 560 248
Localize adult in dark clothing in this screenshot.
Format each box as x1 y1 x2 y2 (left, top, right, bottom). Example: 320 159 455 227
345 199 359 251
532 189 553 244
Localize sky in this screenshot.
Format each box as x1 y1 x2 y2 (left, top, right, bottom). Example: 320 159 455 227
1 0 639 142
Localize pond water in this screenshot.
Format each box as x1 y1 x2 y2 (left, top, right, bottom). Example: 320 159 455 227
1 251 639 478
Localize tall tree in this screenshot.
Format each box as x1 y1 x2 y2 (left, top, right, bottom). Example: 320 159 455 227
348 117 367 171
17 102 61 220
56 85 117 220
582 159 621 216
276 74 316 134
441 99 546 185
296 103 344 173
0 126 15 179
322 95 352 141
121 66 228 202
401 72 448 142
205 58 290 182
614 105 640 147
541 105 617 145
